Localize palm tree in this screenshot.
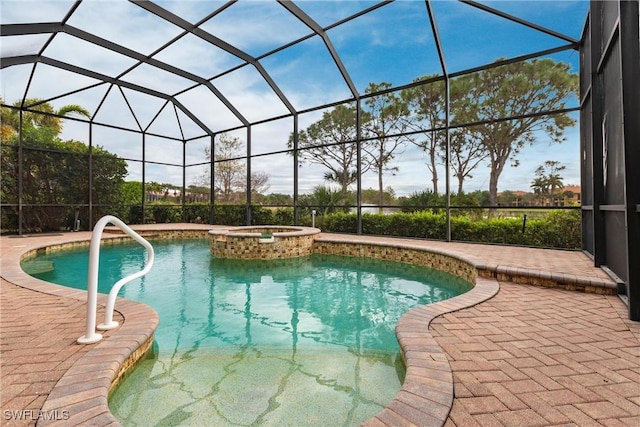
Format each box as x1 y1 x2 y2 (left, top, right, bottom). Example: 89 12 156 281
530 176 549 205
546 173 565 205
1 98 91 139
302 185 352 216
532 161 566 206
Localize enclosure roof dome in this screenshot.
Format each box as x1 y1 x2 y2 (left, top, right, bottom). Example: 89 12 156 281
1 0 586 141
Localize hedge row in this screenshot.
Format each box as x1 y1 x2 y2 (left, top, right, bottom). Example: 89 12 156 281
125 204 295 227
2 202 580 250
321 209 581 249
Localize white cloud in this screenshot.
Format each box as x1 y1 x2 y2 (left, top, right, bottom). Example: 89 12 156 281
0 34 50 57
152 33 244 79
0 1 74 25
66 1 184 56
26 63 103 101
43 33 137 78
198 1 311 56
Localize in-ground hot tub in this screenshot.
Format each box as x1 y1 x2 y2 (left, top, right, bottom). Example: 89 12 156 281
209 225 321 259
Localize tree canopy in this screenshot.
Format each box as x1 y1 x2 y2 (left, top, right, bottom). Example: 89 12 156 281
1 100 125 232
452 59 578 206
293 58 577 207
1 98 90 139
362 82 411 210
201 133 270 203
289 104 368 193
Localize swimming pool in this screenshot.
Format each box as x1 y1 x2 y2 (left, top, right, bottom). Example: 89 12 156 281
25 239 472 426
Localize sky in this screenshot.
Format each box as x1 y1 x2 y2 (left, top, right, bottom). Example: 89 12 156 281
0 0 590 197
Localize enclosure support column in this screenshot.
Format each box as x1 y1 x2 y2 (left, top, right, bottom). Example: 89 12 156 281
88 122 93 228
427 0 450 241
142 132 146 224
293 115 299 226
588 2 606 267
619 0 640 320
579 14 594 265
17 110 23 235
182 139 186 222
246 126 252 226
209 134 215 225
444 76 451 242
356 98 363 235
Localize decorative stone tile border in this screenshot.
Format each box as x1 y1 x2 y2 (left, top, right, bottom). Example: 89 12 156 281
104 228 211 240
315 234 617 296
208 226 321 259
313 240 477 285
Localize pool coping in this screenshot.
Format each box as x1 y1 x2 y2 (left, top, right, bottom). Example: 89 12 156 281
2 226 615 426
2 231 160 426
364 276 498 426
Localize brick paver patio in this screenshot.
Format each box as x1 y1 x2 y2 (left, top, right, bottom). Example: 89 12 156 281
434 282 640 426
0 280 122 426
1 225 638 426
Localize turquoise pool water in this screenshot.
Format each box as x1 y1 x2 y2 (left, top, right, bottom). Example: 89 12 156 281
25 239 471 426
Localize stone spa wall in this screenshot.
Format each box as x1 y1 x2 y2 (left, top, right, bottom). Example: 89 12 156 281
209 226 321 260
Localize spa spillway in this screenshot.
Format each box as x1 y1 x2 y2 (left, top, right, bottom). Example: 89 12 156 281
209 226 321 259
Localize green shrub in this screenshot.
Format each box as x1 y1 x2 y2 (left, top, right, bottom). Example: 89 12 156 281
361 213 392 235
126 205 144 224
274 208 294 225
323 212 357 233
383 211 446 239
213 204 246 225
1 207 18 233
386 213 415 236
151 204 181 223
183 204 210 223
322 209 581 249
529 209 581 248
251 206 274 225
411 211 446 239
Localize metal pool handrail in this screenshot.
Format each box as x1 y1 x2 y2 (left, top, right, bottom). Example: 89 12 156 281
77 215 155 344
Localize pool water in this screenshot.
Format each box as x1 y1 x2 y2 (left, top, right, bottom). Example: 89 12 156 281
26 239 471 426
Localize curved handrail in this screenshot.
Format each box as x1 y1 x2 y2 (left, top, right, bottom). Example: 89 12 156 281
77 215 154 344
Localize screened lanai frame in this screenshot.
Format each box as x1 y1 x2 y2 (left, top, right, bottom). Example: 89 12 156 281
1 0 585 231
2 1 639 318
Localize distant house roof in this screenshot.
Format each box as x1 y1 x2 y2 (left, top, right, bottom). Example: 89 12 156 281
498 185 581 197
563 185 581 194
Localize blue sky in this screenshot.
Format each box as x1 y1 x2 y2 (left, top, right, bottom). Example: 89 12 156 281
0 0 590 196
